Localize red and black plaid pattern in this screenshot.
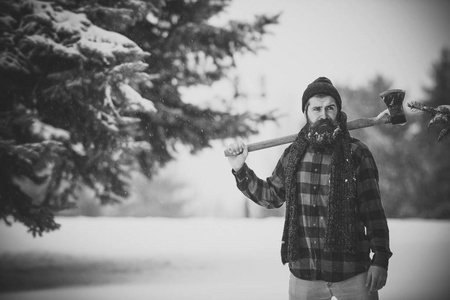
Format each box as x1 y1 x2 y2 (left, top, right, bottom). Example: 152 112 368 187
233 139 392 282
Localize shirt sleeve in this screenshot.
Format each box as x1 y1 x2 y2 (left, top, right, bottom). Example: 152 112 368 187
231 154 287 209
356 145 393 270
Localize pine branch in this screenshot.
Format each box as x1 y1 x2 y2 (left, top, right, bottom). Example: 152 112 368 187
0 181 61 237
407 101 450 142
407 101 441 115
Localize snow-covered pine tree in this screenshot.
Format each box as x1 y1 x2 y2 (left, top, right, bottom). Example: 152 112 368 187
0 0 278 235
404 48 450 218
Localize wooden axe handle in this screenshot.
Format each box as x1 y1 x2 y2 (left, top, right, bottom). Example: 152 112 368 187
224 111 392 157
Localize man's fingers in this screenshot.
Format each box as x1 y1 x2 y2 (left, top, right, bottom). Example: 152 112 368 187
233 142 244 155
226 141 246 156
377 276 386 290
366 272 377 295
241 142 248 154
367 275 386 295
365 272 372 288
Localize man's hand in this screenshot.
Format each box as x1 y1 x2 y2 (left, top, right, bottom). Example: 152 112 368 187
366 265 388 295
226 141 248 172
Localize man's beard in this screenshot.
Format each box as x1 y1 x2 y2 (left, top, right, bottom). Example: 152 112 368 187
306 118 341 149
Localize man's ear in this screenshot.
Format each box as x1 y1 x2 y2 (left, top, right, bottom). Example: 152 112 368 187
304 110 311 125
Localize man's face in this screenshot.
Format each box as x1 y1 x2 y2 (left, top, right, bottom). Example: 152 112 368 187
305 95 338 125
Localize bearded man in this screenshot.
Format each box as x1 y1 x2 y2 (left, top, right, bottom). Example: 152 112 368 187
226 77 392 300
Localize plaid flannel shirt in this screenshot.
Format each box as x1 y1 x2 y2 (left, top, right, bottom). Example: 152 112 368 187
232 139 392 282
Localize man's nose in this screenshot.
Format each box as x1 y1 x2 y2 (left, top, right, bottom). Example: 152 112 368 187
318 109 327 119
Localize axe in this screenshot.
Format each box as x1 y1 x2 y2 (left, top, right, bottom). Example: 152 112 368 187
224 89 406 157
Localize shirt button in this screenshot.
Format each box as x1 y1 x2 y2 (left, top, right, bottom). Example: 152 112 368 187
314 168 318 172
313 186 317 190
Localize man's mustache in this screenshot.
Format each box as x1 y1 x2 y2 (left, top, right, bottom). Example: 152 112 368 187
310 118 340 132
306 117 342 147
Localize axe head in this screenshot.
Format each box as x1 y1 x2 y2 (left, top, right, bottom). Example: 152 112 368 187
379 89 407 125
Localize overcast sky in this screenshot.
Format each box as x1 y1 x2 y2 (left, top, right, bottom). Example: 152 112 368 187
227 0 450 100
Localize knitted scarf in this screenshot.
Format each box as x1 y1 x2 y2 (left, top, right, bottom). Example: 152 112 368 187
281 111 357 264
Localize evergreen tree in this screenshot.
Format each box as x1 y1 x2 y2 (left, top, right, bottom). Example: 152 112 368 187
424 48 450 108
409 48 450 217
0 0 278 235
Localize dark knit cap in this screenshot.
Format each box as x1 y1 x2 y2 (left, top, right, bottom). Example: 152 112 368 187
301 77 342 112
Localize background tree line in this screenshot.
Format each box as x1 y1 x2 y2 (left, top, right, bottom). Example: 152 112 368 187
341 48 450 219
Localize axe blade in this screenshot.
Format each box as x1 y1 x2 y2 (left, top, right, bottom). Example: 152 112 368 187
379 89 407 125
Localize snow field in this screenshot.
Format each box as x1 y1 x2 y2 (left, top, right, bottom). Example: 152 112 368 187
0 217 449 300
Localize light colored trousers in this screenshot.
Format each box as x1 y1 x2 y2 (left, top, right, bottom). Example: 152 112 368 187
289 272 379 300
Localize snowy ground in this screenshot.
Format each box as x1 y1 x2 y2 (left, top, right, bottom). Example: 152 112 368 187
0 217 449 300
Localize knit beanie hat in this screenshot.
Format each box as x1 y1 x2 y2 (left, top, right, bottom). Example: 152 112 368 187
302 77 342 112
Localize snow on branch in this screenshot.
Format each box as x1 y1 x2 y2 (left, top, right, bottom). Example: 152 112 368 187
16 0 150 68
21 34 84 63
30 119 71 141
117 83 157 114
